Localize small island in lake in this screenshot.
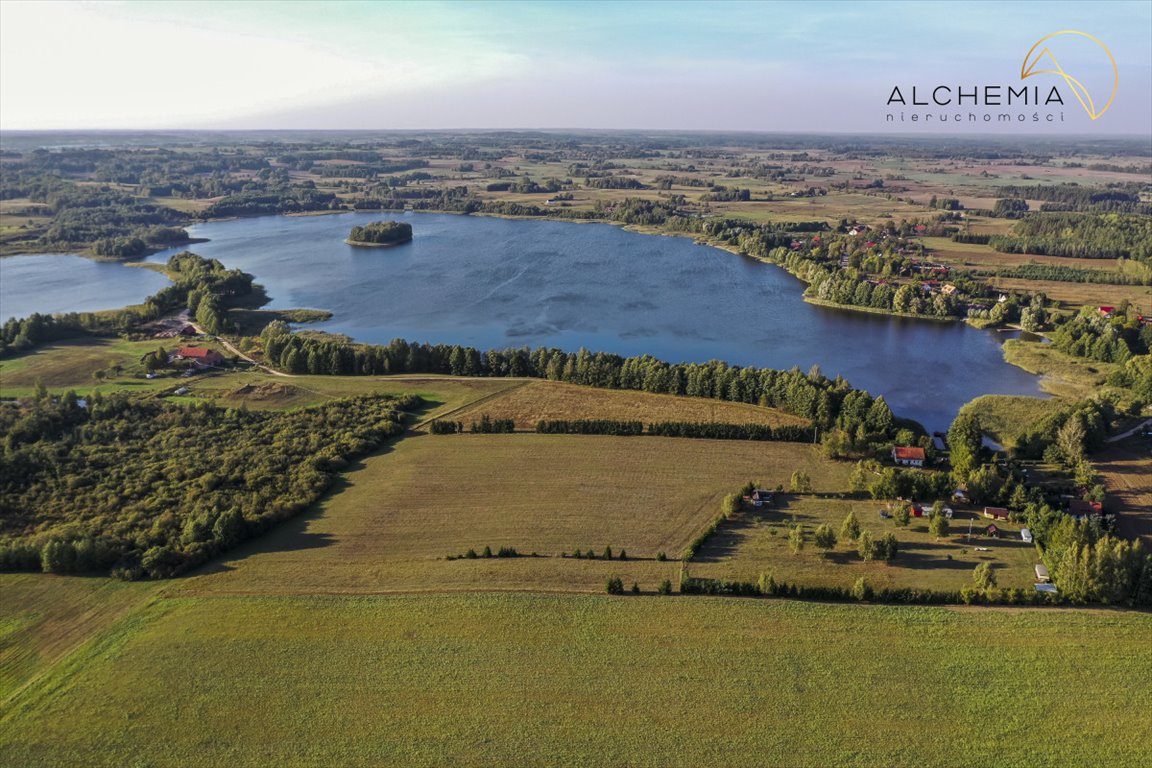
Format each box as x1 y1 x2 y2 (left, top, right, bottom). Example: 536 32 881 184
346 220 413 247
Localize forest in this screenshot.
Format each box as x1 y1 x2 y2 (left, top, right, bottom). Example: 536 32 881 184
0 392 415 579
989 212 1152 260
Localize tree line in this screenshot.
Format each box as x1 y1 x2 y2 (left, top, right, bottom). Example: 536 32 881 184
258 323 903 443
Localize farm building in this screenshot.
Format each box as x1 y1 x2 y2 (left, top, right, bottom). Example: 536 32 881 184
1021 528 1033 543
1035 564 1050 583
175 347 225 368
892 446 926 467
1068 500 1103 519
983 507 1010 521
985 524 1000 538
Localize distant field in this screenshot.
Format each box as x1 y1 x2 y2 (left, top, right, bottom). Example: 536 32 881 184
0 340 521 413
986 277 1152 310
2 592 1149 768
690 496 1040 591
920 236 1122 273
174 434 845 596
721 192 925 225
446 379 808 430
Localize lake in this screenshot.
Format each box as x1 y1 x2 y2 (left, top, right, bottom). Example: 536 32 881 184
0 255 170 319
6 212 1044 431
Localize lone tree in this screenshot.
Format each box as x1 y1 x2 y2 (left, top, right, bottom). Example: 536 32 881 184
929 511 950 539
875 533 899 562
973 562 997 591
948 411 984 485
814 524 838 555
858 530 876 561
790 470 813 494
788 524 805 554
840 510 861 542
892 503 911 527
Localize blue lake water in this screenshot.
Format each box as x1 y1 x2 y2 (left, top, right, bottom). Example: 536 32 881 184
3 211 1045 431
153 211 1044 431
0 255 170 319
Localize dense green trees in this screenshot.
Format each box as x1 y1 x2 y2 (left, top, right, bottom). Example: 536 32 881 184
1041 517 1150 605
1049 307 1147 363
0 393 414 579
347 220 413 245
990 212 1152 261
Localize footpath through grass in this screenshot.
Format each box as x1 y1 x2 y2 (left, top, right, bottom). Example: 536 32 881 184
2 592 1149 768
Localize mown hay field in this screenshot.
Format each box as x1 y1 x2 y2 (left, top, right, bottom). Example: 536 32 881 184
176 434 846 596
2 592 1150 768
446 379 808 431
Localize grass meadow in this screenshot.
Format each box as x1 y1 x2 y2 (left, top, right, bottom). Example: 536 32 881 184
174 434 846 596
958 395 1061 450
447 379 808 431
690 496 1041 592
2 593 1149 768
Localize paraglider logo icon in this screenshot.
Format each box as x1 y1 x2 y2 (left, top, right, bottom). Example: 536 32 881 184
1021 31 1118 120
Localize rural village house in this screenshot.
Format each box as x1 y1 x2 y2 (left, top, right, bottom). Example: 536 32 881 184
892 446 925 467
174 347 225 368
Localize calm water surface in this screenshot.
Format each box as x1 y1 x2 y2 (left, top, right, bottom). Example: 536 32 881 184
6 212 1044 431
0 255 169 319
153 212 1043 431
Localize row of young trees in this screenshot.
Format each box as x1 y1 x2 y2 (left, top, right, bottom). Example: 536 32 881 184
0 392 415 579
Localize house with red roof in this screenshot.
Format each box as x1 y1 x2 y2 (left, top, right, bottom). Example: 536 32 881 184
175 347 225 367
892 446 926 467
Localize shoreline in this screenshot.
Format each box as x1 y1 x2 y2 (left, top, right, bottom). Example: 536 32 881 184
344 237 412 248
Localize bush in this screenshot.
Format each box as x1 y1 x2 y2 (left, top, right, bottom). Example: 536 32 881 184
606 577 625 595
852 577 874 601
658 579 673 595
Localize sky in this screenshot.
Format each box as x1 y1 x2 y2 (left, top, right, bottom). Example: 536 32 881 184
1 0 1149 134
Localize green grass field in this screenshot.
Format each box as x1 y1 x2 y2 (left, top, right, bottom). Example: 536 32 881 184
958 395 1061 450
447 379 808 430
1001 338 1121 399
2 592 1149 768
